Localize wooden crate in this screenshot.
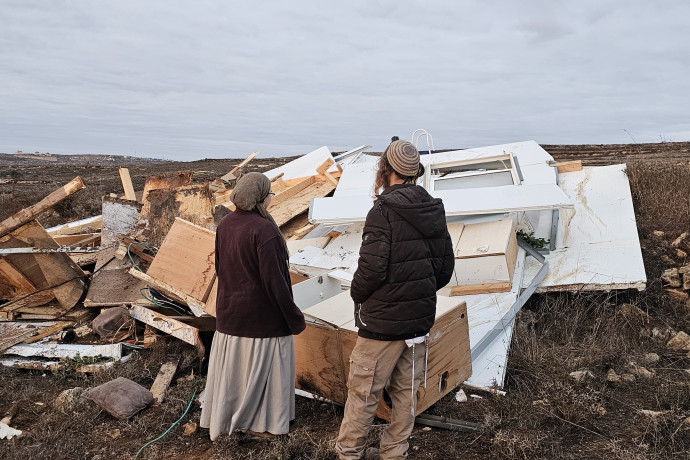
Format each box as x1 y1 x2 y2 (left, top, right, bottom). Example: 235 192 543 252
449 218 518 296
295 291 471 420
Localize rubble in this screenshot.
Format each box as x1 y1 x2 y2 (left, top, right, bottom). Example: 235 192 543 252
54 387 86 412
667 331 690 351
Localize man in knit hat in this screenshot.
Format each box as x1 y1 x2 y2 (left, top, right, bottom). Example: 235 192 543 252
336 140 455 460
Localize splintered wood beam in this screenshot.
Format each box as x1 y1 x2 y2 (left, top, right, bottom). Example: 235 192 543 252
0 177 85 238
150 356 180 403
118 168 137 201
221 151 259 182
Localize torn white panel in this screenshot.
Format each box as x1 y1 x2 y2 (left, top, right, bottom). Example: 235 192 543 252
292 274 343 311
263 146 338 180
4 342 125 359
310 184 574 226
287 237 330 256
328 269 354 286
46 215 102 235
523 164 646 291
291 224 363 272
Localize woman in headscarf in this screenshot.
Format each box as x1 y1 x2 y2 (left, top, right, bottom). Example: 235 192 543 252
200 172 306 441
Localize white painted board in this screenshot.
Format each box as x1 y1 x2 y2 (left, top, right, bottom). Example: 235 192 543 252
310 184 574 225
263 146 338 180
4 342 125 359
523 164 646 291
292 274 343 311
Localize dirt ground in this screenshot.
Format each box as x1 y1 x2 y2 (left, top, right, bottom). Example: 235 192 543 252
2 142 690 459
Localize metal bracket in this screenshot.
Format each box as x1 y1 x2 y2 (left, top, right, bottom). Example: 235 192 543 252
470 239 548 362
415 413 481 432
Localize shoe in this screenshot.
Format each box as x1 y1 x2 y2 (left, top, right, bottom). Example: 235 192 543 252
364 447 380 460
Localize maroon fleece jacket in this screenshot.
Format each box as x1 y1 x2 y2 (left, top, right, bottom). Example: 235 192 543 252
214 209 305 338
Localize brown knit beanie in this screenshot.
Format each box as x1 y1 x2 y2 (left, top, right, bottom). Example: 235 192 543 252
385 140 420 177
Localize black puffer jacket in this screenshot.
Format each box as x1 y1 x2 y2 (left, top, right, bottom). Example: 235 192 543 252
351 184 455 341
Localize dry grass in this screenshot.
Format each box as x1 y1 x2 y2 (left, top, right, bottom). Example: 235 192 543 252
3 155 690 459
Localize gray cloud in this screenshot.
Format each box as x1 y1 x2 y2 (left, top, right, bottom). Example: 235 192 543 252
0 0 688 160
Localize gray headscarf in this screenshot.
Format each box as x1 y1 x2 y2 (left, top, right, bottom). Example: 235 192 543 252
230 172 289 259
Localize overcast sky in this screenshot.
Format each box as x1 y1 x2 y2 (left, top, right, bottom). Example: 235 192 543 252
1 1 688 160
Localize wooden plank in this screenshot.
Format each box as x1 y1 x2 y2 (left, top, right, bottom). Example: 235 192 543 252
83 263 147 307
51 233 100 247
0 177 85 238
269 176 317 208
551 160 583 173
0 258 36 297
316 158 335 175
271 180 336 227
146 218 216 302
24 322 71 344
221 151 259 182
450 282 512 296
128 268 207 317
142 170 194 203
118 168 137 201
292 224 316 239
129 304 201 347
204 279 217 317
150 356 180 403
0 326 37 354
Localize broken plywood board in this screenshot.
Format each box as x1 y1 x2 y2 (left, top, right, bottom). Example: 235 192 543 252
0 177 85 238
523 165 646 292
271 179 336 227
309 184 574 225
146 218 216 303
221 151 259 182
287 237 331 256
0 221 85 311
131 183 214 248
295 292 471 420
0 325 37 354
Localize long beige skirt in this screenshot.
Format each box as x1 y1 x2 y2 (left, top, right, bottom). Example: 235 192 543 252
200 332 295 440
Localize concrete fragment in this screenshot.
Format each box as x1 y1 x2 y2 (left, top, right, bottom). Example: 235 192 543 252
679 264 690 275
661 268 682 287
54 387 85 412
108 428 121 439
455 389 467 403
653 230 665 237
671 232 688 248
677 249 688 259
606 369 621 383
422 426 432 432
684 273 690 291
569 370 594 382
621 373 636 382
183 422 197 436
633 366 655 379
641 353 660 365
662 255 676 265
667 331 690 351
596 405 607 416
652 327 675 339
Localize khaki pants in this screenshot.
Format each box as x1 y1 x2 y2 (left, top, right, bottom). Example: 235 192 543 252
336 336 425 460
